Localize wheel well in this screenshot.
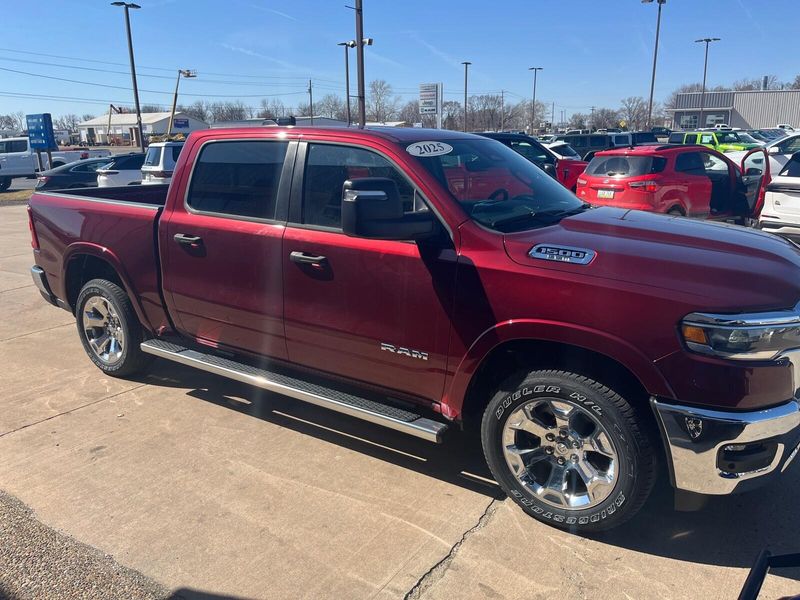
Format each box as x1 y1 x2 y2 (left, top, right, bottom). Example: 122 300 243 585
667 205 686 215
460 340 652 431
65 254 124 312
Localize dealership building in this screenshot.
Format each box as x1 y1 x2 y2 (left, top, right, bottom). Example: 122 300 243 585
77 112 209 145
668 88 800 130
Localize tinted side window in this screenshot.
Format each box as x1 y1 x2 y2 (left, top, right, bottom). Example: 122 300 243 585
509 140 550 164
700 134 714 145
70 161 103 173
9 140 27 152
778 137 800 154
684 134 698 144
590 136 607 147
143 146 162 167
675 152 706 175
187 141 288 219
668 133 684 144
302 143 415 229
113 155 145 169
172 145 183 162
780 155 800 177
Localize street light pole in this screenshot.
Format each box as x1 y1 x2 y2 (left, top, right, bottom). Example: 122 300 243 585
528 67 543 135
167 69 196 136
695 37 720 129
338 41 356 126
354 0 367 128
111 2 145 152
461 61 471 132
643 0 666 129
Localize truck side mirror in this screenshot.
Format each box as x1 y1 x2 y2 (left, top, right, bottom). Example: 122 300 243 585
342 177 437 241
542 163 557 178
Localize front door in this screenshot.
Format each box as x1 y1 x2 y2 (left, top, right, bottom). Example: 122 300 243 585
160 138 294 360
740 148 771 218
673 151 713 216
282 141 454 403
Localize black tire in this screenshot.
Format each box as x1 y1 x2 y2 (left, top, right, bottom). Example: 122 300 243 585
667 207 684 217
75 279 150 377
0 177 11 191
481 369 656 533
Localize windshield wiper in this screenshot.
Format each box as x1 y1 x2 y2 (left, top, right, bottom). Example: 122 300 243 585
490 203 591 229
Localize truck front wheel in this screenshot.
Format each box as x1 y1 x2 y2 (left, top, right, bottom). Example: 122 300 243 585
481 370 656 532
0 177 10 191
75 279 150 377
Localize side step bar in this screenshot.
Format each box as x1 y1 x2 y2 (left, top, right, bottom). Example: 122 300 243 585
140 339 448 443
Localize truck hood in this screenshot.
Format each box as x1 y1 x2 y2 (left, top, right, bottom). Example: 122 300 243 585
503 207 800 311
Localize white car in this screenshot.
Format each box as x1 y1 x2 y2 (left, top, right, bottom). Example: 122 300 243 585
728 133 800 176
141 141 184 185
544 141 583 161
96 153 146 187
0 137 110 190
777 124 795 132
759 152 800 241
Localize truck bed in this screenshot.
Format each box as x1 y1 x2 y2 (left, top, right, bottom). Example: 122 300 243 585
28 184 171 333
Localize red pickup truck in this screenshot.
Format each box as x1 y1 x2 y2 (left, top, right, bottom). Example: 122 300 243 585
28 126 800 532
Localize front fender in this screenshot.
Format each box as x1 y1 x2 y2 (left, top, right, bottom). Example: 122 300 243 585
441 319 675 419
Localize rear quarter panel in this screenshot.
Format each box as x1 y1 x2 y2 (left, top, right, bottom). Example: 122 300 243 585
29 191 170 333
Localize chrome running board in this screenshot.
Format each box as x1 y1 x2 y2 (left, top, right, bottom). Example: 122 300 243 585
141 338 448 443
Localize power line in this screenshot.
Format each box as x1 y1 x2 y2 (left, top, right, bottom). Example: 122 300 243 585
0 65 307 98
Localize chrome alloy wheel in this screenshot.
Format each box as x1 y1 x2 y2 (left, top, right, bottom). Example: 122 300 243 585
82 295 125 365
501 398 618 509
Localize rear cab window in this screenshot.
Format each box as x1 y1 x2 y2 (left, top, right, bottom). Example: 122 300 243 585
186 140 289 220
143 146 163 167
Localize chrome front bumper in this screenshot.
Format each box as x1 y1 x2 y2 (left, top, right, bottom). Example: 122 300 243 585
652 397 800 495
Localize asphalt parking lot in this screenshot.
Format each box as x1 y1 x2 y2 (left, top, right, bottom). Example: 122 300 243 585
1 202 799 599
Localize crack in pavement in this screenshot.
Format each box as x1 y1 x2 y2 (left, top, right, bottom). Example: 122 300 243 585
0 384 147 439
0 322 73 343
403 498 498 600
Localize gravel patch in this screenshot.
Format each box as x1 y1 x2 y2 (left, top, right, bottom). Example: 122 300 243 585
0 490 168 600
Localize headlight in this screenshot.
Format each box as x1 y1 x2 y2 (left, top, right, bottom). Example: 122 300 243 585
681 307 800 360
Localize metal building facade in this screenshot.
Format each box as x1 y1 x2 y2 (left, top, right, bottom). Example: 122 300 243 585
669 89 800 129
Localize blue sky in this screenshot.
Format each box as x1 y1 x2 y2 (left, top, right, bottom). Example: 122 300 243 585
0 0 797 119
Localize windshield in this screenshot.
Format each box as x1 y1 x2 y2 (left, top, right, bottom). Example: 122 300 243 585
737 132 760 144
551 143 580 158
411 138 586 233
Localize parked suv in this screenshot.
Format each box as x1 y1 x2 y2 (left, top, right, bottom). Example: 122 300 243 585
576 144 767 220
554 132 657 161
141 141 184 185
478 132 587 191
669 130 762 153
96 153 146 187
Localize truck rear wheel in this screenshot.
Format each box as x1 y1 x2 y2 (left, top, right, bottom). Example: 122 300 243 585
481 369 656 532
75 279 150 377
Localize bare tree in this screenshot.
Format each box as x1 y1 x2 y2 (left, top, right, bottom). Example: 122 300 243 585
177 101 210 123
207 101 248 123
80 113 96 123
140 104 165 113
568 113 588 130
316 94 346 120
366 79 400 123
619 96 648 130
790 75 800 90
590 108 620 130
256 98 287 119
398 100 422 126
55 114 80 131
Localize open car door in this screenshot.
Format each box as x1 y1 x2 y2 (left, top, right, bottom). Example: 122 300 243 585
740 147 771 222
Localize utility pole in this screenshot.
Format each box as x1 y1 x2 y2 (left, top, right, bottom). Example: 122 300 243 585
500 90 505 132
354 0 366 127
461 61 471 132
643 0 666 129
308 79 314 125
695 37 720 129
167 69 196 136
551 101 555 133
111 2 145 152
590 106 596 132
528 67 543 135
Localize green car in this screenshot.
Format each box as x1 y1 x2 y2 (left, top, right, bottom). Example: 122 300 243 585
669 129 762 153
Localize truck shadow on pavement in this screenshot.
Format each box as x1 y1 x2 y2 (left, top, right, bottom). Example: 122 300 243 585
140 360 800 579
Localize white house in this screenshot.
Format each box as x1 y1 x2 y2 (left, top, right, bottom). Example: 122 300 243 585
77 112 208 145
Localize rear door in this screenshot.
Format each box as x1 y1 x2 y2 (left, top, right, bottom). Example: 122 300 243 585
281 140 454 402
160 137 295 359
673 151 712 216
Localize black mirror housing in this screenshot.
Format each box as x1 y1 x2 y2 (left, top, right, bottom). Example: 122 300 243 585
342 177 438 241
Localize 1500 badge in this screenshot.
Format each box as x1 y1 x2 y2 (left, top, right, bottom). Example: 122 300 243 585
380 343 429 361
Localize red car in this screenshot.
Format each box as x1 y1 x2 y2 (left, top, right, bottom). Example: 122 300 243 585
28 128 799 533
479 132 588 191
576 144 768 220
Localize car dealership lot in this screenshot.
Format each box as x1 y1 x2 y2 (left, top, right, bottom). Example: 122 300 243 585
1 203 798 598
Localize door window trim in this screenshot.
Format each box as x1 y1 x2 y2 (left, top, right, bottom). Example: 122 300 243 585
181 137 297 224
287 139 452 242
